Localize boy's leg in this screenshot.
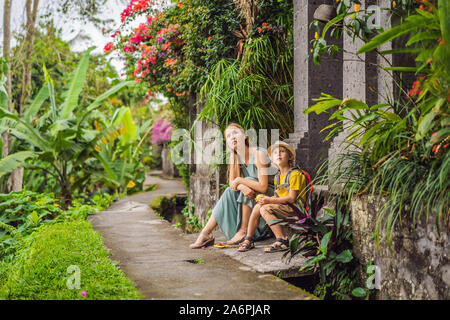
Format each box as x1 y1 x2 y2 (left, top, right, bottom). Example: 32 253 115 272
238 204 261 251
260 206 287 240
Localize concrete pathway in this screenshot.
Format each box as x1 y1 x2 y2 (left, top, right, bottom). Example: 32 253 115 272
90 172 317 300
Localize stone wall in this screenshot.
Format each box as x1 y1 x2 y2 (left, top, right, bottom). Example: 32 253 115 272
161 143 178 178
351 195 450 299
189 93 227 224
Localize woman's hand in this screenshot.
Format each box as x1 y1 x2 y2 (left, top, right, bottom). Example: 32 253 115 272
239 184 255 199
230 177 242 191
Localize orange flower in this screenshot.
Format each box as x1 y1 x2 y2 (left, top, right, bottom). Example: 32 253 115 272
431 132 438 143
262 22 268 27
208 36 212 40
354 4 360 12
258 27 262 33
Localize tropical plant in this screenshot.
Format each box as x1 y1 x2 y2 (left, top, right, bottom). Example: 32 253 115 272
274 195 361 300
0 48 134 204
197 2 294 137
181 200 202 233
88 105 152 195
305 0 449 245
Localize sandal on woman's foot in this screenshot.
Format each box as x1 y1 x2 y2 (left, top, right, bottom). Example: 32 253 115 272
189 233 214 249
264 238 289 253
238 236 255 252
226 230 246 245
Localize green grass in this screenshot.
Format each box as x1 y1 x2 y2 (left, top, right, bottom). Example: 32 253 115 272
0 219 143 300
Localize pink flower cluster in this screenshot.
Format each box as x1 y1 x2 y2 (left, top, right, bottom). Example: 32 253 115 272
151 119 173 144
130 23 152 44
127 22 181 81
104 42 114 54
121 0 154 23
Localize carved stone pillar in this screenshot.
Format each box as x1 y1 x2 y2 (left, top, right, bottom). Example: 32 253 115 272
328 0 367 181
285 0 343 179
189 95 226 225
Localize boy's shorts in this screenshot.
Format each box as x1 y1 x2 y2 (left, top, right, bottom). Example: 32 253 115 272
261 203 295 224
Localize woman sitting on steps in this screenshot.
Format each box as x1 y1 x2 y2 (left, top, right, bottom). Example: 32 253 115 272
189 123 275 248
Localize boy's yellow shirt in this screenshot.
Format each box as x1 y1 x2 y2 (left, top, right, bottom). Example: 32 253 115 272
274 170 307 207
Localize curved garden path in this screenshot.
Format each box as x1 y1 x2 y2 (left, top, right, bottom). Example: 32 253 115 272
90 172 316 300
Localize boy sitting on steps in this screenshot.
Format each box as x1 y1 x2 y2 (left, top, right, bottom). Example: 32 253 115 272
238 140 307 253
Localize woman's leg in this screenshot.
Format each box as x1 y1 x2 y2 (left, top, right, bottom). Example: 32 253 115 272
247 204 262 238
202 214 217 235
189 216 217 249
226 203 251 244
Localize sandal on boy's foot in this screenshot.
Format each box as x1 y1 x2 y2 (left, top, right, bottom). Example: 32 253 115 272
189 234 214 249
237 236 255 252
264 238 289 253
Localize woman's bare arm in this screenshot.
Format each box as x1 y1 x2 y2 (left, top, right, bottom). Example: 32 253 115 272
237 149 270 194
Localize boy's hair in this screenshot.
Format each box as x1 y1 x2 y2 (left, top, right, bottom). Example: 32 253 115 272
270 145 295 168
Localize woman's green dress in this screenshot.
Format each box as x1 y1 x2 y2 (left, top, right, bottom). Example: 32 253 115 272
212 147 275 240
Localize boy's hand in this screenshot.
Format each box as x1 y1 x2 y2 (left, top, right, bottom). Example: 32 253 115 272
258 196 272 205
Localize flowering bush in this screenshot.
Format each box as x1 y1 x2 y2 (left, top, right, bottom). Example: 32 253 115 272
151 119 173 144
105 0 241 129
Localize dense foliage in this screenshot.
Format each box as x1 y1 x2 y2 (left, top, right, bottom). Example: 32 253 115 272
0 219 143 300
0 49 149 203
109 0 295 137
107 0 242 129
307 0 449 244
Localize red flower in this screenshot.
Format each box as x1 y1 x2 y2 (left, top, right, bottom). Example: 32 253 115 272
408 80 421 98
258 27 262 33
103 42 114 54
262 22 268 27
123 45 136 53
208 36 212 41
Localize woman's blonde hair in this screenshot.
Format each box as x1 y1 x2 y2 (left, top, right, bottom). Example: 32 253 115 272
225 123 249 185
